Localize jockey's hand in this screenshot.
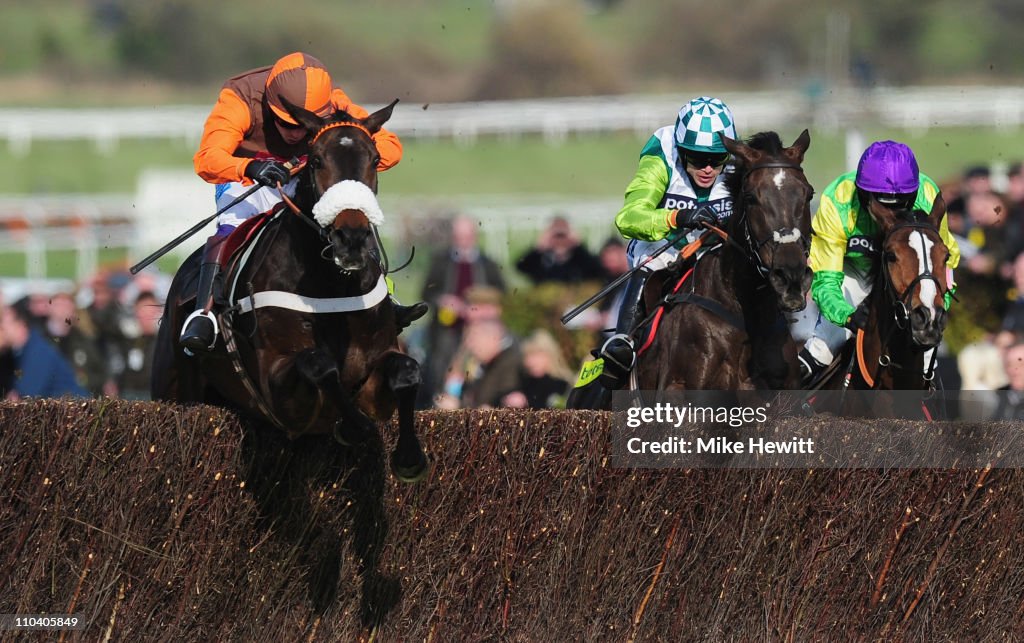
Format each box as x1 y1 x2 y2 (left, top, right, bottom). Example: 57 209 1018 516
845 302 870 331
672 205 718 230
245 160 291 187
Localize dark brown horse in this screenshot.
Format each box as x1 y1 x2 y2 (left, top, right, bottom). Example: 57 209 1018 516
152 99 428 483
818 198 952 394
631 130 814 392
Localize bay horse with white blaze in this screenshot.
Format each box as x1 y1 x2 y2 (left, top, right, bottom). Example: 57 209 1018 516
152 99 428 483
817 198 952 395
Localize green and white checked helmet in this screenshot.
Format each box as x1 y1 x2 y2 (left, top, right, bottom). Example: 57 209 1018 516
674 96 737 154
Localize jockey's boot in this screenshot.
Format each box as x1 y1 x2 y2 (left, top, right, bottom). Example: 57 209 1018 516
180 233 229 355
392 298 428 332
797 346 828 386
598 269 650 390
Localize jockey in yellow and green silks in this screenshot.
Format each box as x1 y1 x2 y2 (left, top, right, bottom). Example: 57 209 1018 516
797 140 961 382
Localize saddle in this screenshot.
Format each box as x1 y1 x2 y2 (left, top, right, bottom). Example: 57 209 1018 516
633 249 747 356
175 208 278 307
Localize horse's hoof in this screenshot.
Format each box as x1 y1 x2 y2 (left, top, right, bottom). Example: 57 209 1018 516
391 450 429 484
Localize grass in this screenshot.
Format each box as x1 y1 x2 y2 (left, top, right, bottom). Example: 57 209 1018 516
3 125 1022 198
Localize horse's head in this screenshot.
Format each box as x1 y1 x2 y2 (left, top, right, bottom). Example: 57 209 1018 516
280 96 400 273
869 197 951 348
719 130 814 313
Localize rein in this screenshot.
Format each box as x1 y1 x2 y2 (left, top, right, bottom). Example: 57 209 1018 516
881 219 947 329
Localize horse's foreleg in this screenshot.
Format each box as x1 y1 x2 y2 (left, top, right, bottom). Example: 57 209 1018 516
379 352 428 483
293 349 375 443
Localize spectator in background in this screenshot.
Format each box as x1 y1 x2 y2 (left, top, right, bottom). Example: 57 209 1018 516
44 289 113 396
515 216 605 285
118 291 162 400
0 294 16 397
0 303 87 399
991 342 1024 420
433 287 508 409
945 165 992 237
1001 162 1024 265
597 237 630 333
455 319 521 409
997 252 1024 347
419 215 506 406
461 285 504 325
501 329 573 409
16 292 52 328
86 271 134 394
954 189 1012 330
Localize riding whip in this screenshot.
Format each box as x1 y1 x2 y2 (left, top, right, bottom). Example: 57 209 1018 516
559 225 711 326
129 158 302 275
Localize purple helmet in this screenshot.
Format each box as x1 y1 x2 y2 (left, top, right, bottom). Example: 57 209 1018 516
855 141 920 198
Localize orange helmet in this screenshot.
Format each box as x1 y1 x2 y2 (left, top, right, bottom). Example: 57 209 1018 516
265 52 334 125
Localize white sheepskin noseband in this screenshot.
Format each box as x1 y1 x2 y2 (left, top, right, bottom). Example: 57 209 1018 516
311 180 384 227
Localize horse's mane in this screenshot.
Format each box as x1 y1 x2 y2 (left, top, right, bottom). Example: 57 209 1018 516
894 208 931 225
724 131 786 199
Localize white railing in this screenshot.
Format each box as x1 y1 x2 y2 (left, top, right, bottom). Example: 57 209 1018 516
2 86 1022 154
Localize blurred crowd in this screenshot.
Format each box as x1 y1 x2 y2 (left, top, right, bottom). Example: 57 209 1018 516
412 214 628 411
0 270 165 401
4 161 1024 417
941 162 1024 418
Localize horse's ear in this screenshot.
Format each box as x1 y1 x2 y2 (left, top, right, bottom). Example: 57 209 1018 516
785 129 811 164
866 194 900 233
363 99 399 135
926 195 947 229
718 132 760 166
278 95 323 132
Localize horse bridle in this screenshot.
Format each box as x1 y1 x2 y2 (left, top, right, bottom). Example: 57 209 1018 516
735 161 811 278
862 217 948 387
879 217 948 331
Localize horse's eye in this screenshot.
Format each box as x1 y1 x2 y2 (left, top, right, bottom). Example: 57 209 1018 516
884 251 898 262
309 156 323 170
744 193 758 206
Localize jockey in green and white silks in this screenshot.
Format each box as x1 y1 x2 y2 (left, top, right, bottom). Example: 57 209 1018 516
797 140 961 383
597 96 738 389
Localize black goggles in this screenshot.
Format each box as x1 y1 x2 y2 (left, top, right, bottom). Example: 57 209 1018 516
276 118 304 131
873 192 917 210
683 150 730 169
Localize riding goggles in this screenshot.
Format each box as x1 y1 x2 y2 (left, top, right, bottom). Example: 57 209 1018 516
683 150 730 169
276 117 305 131
872 192 917 211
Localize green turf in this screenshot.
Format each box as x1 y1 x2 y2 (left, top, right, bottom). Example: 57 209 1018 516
4 125 1022 198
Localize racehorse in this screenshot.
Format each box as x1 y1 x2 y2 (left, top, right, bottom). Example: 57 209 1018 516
152 99 428 483
816 198 952 394
567 130 813 408
636 130 813 393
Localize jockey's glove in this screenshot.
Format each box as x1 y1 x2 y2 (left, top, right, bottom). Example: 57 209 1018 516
844 302 870 331
670 204 718 230
245 160 291 187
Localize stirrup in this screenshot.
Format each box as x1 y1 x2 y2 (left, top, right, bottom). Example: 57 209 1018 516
797 350 827 386
180 309 220 355
599 333 637 372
